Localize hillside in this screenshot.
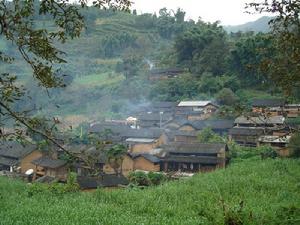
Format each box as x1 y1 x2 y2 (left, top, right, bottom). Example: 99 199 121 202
224 16 272 33
0 159 300 225
1 7 293 128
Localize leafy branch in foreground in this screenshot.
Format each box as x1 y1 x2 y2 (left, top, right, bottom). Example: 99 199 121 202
0 0 131 153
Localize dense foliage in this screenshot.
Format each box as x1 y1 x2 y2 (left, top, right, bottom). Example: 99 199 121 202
0 159 299 224
128 171 167 186
288 132 300 158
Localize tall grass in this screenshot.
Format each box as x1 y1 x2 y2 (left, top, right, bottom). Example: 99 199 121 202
0 159 299 225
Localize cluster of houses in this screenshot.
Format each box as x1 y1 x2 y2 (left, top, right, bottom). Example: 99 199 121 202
229 99 299 156
0 98 299 189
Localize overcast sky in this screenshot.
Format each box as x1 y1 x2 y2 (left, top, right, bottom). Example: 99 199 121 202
132 0 267 26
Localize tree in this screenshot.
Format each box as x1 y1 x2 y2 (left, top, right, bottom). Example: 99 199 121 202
197 72 221 95
174 22 228 75
197 127 224 143
174 8 186 23
0 0 131 154
115 50 144 79
288 132 300 158
216 88 239 106
247 0 300 95
229 33 274 87
106 144 127 175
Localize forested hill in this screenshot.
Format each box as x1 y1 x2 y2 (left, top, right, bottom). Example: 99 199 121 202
224 16 272 33
0 7 294 126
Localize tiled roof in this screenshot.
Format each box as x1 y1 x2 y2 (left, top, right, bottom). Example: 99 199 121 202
32 156 67 169
234 116 285 125
0 141 36 159
162 142 227 154
252 98 285 107
229 127 265 136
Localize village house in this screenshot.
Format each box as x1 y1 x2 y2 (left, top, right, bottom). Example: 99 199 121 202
89 122 131 142
176 101 219 120
234 115 285 128
131 154 161 172
103 153 161 176
258 135 291 156
178 119 234 134
252 98 285 115
0 141 42 173
63 144 108 176
32 156 68 181
89 122 164 143
163 130 199 143
160 142 228 173
126 138 159 154
148 68 185 81
229 127 266 147
137 112 173 128
284 104 300 118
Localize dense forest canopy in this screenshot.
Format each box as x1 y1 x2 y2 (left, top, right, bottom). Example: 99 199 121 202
0 0 299 145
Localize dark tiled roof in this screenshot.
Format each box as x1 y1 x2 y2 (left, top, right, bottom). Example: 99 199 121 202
252 98 285 107
64 144 110 164
138 112 173 121
0 141 36 159
77 175 129 189
124 128 163 139
32 156 67 169
179 120 234 130
89 123 163 139
163 156 222 164
229 127 265 136
163 130 198 141
163 117 189 129
162 142 227 154
131 153 160 163
0 156 18 166
234 116 285 125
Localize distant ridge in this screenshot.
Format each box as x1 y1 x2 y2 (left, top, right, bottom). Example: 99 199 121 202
224 16 272 33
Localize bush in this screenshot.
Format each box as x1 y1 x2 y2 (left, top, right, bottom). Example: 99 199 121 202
147 172 167 185
128 171 150 186
128 171 167 186
229 142 277 160
216 88 239 106
64 172 80 192
27 172 79 197
288 132 300 158
197 127 225 143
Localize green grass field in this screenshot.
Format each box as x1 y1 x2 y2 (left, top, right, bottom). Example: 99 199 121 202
73 72 124 88
0 159 299 225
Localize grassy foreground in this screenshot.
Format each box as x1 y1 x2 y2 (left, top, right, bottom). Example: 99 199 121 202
0 159 300 225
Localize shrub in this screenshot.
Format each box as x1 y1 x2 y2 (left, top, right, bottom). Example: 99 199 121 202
27 183 49 197
198 127 225 143
216 88 239 106
64 172 80 192
128 171 167 186
128 171 150 186
288 132 300 158
228 142 277 160
147 172 167 185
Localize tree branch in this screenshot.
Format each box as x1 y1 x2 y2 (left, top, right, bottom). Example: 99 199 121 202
0 101 73 156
